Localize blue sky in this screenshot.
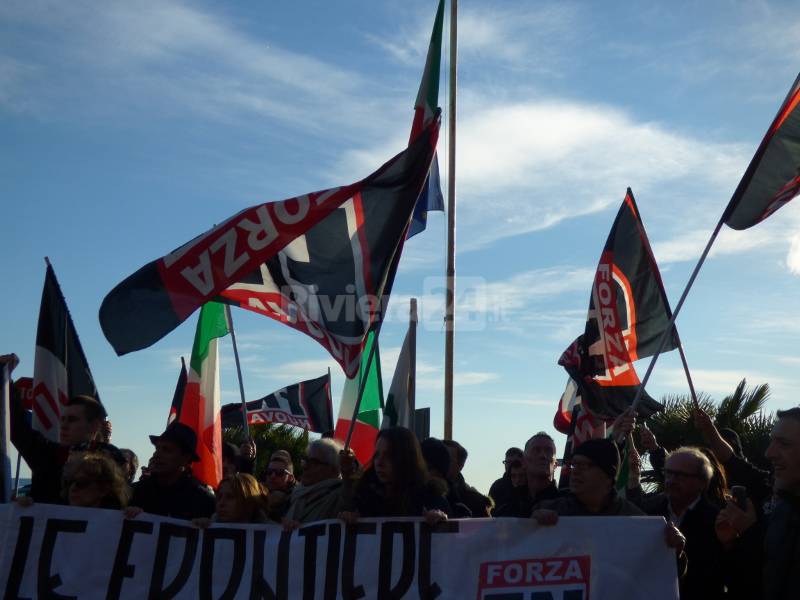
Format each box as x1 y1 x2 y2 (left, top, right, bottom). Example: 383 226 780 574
2 0 800 493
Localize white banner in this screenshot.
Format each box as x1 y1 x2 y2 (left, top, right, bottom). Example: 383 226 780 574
0 504 678 599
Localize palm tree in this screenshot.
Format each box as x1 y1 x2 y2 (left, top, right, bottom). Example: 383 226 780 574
224 424 310 479
643 378 773 471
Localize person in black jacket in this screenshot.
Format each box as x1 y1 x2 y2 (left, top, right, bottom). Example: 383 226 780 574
631 446 726 600
494 432 560 517
339 427 448 524
128 422 214 520
716 407 800 600
443 439 493 517
11 385 106 503
488 446 523 508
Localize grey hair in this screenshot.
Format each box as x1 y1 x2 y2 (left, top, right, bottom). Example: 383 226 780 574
667 446 713 483
308 438 343 471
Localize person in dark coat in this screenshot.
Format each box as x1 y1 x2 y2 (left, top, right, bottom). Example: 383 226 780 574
631 446 726 600
11 387 106 504
716 407 800 600
128 422 215 520
443 439 493 517
339 427 449 524
489 446 523 508
494 433 560 517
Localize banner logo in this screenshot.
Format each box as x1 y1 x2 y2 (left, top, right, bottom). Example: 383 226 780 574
477 555 591 600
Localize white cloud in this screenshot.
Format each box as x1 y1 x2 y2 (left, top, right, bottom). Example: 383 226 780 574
787 232 800 275
658 367 785 396
249 358 338 382
416 370 498 392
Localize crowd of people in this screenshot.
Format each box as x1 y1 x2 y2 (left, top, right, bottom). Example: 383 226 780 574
4 352 799 600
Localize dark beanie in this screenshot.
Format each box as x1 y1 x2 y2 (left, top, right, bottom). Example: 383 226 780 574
420 437 451 479
573 438 620 481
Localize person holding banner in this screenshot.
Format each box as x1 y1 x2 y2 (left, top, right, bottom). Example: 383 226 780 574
192 473 271 527
127 422 214 520
339 427 448 524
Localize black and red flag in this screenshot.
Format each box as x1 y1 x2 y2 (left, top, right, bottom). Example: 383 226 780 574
558 189 677 422
166 356 187 426
724 73 800 230
33 264 103 441
100 117 440 378
220 373 333 433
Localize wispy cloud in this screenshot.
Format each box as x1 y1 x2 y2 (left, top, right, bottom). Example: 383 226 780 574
658 367 785 396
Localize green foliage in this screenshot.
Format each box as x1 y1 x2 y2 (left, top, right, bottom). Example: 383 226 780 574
223 424 310 479
644 378 774 472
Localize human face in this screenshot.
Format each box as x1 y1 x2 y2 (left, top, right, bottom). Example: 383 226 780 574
264 460 293 492
215 481 248 523
67 475 111 508
664 454 707 509
59 404 98 446
300 450 338 487
766 418 800 495
149 439 191 477
509 464 527 488
504 453 522 474
372 437 394 485
568 455 610 500
524 438 556 479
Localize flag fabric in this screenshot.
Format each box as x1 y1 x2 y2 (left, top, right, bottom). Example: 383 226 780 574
100 119 440 379
177 302 229 489
333 330 383 463
559 189 677 420
557 404 607 488
33 264 102 441
724 73 800 230
407 0 445 238
166 357 187 426
1 363 12 502
381 328 413 429
220 373 333 433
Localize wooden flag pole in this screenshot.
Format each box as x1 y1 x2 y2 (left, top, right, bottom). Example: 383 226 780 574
409 298 418 431
443 0 457 440
224 304 252 440
343 327 381 450
631 218 725 410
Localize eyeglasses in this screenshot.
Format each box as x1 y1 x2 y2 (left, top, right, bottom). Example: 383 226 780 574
301 457 328 468
265 468 289 477
664 468 702 480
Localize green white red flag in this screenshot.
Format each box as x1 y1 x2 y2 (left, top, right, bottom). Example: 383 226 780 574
178 301 230 489
333 330 383 463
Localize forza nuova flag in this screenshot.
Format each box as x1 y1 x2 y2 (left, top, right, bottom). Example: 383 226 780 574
220 373 333 433
724 73 800 229
100 118 439 379
334 330 383 463
33 264 103 441
178 302 229 489
407 0 445 238
559 189 676 419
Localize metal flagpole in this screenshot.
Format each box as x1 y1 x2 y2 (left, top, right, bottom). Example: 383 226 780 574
224 304 252 440
443 0 457 440
631 218 725 410
409 298 418 431
677 343 700 410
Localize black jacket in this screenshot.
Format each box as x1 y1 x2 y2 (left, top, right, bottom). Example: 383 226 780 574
350 471 450 518
130 474 215 520
10 389 69 503
494 480 561 517
763 493 800 600
535 491 645 517
448 473 493 518
641 494 724 600
488 474 515 509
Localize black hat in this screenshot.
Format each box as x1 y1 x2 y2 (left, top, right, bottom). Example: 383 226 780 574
573 438 620 481
149 422 200 462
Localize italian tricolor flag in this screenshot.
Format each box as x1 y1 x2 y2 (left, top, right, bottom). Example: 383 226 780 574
179 301 230 489
334 331 383 464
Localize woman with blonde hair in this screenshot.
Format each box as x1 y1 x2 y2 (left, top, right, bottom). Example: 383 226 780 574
193 473 272 527
61 452 131 509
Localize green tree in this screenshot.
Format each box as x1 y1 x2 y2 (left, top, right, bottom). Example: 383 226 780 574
644 378 774 471
223 424 310 479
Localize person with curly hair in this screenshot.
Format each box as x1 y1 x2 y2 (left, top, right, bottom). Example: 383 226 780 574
61 452 131 509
